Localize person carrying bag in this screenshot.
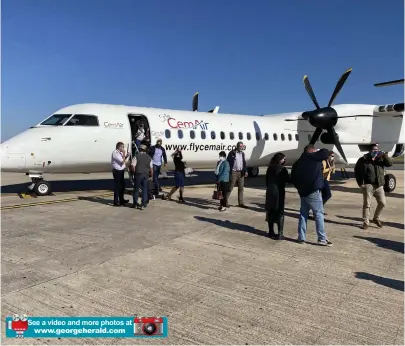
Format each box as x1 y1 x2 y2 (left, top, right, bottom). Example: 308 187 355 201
214 151 230 211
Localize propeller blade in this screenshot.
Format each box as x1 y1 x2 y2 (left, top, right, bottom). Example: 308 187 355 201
330 127 347 162
327 68 352 107
309 128 323 145
303 75 321 109
192 92 198 112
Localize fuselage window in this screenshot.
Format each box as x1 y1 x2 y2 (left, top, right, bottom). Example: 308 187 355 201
40 114 72 126
239 132 243 140
65 114 99 126
273 133 278 141
264 133 269 140
247 133 251 140
201 131 206 139
295 134 299 141
190 130 195 139
256 132 261 140
230 132 235 140
211 131 216 139
178 130 184 139
281 133 285 141
220 131 225 140
165 129 171 139
288 134 292 141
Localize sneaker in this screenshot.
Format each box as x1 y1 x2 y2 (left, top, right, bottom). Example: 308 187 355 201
219 206 226 212
363 223 369 230
297 239 305 244
179 198 185 203
372 219 383 228
318 239 333 246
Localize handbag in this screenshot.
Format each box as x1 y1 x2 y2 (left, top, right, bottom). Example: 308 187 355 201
212 184 223 200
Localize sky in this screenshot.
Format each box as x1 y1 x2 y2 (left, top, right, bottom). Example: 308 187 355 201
2 0 404 140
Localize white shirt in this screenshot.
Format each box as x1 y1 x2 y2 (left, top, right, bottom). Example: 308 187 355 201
111 149 126 170
136 128 145 141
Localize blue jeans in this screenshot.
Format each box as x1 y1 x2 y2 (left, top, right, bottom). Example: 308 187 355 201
322 180 332 205
298 190 327 241
153 164 161 195
133 173 148 207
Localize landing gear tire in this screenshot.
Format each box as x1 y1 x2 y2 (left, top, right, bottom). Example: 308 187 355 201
33 181 52 196
384 174 396 193
247 167 259 178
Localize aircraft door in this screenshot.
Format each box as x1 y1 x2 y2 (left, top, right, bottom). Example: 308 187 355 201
128 114 151 155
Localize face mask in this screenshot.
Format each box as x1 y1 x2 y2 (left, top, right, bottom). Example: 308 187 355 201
219 157 225 161
330 157 334 161
157 142 161 146
280 160 285 165
370 151 378 158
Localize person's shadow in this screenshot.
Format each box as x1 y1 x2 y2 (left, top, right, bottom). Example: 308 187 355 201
355 272 404 291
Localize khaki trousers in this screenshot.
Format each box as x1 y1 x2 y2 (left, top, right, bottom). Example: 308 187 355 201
227 171 244 205
362 184 386 225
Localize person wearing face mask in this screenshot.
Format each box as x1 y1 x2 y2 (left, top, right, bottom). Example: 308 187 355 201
321 152 335 208
163 149 186 202
265 152 290 240
215 151 231 211
226 141 248 208
354 144 393 229
134 120 146 151
148 139 167 196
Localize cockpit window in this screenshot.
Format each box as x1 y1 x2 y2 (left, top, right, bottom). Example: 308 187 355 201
65 114 99 126
40 114 72 126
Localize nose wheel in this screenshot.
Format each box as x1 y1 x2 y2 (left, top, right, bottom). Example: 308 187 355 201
28 177 52 196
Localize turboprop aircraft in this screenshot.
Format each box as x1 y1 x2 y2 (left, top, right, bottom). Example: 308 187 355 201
2 68 404 196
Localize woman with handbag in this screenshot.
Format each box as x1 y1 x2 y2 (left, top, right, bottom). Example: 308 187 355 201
265 152 290 239
163 149 186 202
215 151 230 211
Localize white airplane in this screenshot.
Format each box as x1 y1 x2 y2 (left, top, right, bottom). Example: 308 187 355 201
2 68 404 196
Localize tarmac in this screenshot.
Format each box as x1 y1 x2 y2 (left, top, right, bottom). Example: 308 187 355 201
1 166 404 345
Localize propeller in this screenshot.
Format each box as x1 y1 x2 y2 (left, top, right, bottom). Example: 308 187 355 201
299 68 353 162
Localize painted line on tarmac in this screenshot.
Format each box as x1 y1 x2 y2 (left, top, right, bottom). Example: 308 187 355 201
1 192 113 210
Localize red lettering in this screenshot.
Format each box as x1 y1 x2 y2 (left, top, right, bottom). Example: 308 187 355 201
183 121 194 128
167 118 177 128
177 121 184 128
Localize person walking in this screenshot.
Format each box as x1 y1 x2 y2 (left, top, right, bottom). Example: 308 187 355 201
226 141 248 208
132 144 153 210
321 152 335 207
354 144 393 229
148 139 167 196
111 142 129 206
291 145 333 246
265 152 290 240
215 151 230 211
163 149 186 202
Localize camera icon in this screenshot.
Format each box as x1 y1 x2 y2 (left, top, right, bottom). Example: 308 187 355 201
134 317 164 336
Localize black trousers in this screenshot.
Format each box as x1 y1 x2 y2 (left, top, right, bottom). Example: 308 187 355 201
112 169 126 204
219 181 229 207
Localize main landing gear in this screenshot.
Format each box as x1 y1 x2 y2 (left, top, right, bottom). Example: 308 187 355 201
27 174 52 196
247 167 259 178
384 173 396 193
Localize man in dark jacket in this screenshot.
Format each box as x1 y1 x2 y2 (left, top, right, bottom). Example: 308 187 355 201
354 144 393 229
291 145 332 246
226 141 248 208
148 139 167 196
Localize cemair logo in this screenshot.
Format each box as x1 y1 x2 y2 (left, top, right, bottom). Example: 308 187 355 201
104 122 124 128
167 118 209 130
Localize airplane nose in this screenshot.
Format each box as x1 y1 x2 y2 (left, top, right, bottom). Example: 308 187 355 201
1 144 26 172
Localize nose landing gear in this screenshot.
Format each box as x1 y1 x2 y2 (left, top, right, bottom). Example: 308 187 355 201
28 174 52 196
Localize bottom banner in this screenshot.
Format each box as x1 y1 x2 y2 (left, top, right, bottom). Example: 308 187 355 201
5 315 168 338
